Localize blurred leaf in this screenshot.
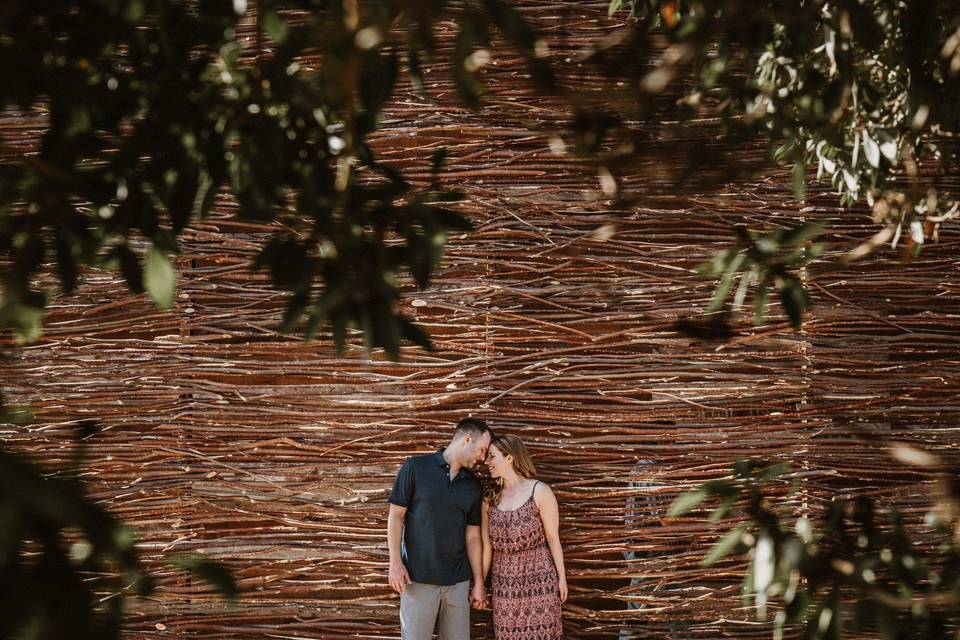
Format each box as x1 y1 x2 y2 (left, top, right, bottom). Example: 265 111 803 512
144 244 176 310
281 289 309 333
432 207 474 231
398 314 432 351
668 489 707 517
863 129 880 168
114 243 145 294
754 273 771 325
453 23 482 108
262 9 288 45
170 554 238 604
756 461 790 481
405 20 427 97
430 147 448 181
703 479 738 497
481 0 537 51
707 251 745 312
779 279 809 329
792 161 806 202
54 228 78 294
703 523 748 566
193 170 218 219
708 493 740 523
359 50 398 120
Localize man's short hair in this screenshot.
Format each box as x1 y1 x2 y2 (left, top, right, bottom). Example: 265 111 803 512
453 417 491 440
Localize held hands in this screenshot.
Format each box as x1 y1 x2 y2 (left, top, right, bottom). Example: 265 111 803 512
470 581 489 609
389 562 412 594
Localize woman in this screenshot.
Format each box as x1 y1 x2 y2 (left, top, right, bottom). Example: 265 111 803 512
481 433 567 639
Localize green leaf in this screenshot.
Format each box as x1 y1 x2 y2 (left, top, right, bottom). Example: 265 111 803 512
708 493 740 523
668 489 707 517
481 0 538 51
779 279 809 329
703 523 748 566
262 10 288 45
398 315 433 351
863 129 880 168
332 313 347 354
192 170 218 219
453 23 482 108
55 228 78 295
756 461 791 481
753 273 771 325
144 244 176 310
432 207 474 231
405 21 427 97
703 479 738 497
792 161 807 202
280 289 309 333
697 248 737 278
773 139 796 162
430 147 448 179
170 554 238 604
780 222 824 247
115 244 145 294
2 290 47 344
359 51 398 120
707 251 745 312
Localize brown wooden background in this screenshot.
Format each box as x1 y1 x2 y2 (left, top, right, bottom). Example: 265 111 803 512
2 1 960 638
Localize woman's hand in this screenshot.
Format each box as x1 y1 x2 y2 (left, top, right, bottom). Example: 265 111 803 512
558 575 568 603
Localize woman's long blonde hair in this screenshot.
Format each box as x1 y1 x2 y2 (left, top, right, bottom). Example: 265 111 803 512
488 434 537 506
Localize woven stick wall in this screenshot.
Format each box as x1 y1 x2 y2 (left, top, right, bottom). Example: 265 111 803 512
2 2 960 639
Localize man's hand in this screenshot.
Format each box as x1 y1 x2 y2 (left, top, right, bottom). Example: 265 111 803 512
470 581 488 609
389 562 412 594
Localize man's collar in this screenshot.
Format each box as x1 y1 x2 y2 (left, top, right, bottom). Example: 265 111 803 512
433 449 448 466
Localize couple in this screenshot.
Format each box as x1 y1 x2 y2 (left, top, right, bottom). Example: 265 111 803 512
387 418 567 639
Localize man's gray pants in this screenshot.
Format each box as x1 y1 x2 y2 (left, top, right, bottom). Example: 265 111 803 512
400 580 470 640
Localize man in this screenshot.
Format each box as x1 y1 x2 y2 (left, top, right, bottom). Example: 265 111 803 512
387 418 493 639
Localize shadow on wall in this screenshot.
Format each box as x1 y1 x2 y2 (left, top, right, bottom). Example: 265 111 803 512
620 459 694 640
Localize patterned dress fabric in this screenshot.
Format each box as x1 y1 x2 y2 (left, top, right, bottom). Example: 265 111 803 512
488 484 562 639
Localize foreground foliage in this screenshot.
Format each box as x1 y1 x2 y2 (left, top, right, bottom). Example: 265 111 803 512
2 2 959 637
0 420 236 639
669 453 960 639
609 0 960 327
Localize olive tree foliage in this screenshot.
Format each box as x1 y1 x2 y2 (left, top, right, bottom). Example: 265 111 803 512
669 451 960 640
607 0 960 328
1 0 959 636
0 0 553 353
0 428 237 640
0 1 547 637
605 4 960 637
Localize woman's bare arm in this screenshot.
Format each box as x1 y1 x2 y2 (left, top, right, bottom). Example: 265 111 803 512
536 483 568 603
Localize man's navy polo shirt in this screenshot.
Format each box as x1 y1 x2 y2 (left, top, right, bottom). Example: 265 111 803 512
388 449 483 586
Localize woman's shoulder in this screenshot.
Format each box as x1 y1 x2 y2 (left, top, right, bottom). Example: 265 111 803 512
531 479 555 503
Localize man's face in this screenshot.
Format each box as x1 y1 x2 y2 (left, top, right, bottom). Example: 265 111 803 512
467 432 492 467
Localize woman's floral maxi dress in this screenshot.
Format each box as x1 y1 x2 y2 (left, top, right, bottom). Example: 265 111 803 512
488 483 562 639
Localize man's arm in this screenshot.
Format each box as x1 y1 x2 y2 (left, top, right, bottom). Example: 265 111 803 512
466 524 486 608
387 504 411 593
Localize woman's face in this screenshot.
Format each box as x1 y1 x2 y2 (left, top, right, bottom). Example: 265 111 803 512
486 444 512 479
